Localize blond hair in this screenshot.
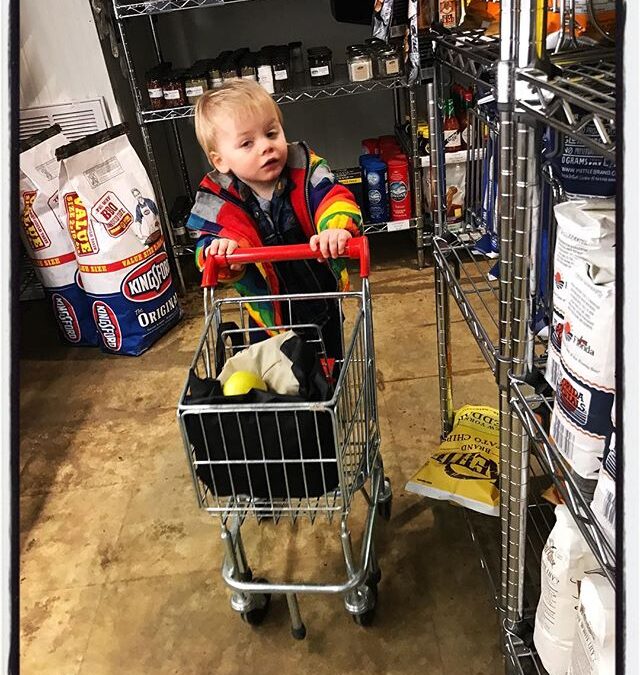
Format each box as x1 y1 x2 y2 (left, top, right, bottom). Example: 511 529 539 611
194 80 284 165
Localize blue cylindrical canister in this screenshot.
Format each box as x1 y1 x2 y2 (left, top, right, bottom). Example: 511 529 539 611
359 154 389 224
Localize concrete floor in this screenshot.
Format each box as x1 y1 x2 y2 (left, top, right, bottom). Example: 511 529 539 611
19 234 503 675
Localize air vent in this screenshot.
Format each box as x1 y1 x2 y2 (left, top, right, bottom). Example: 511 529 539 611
19 98 111 143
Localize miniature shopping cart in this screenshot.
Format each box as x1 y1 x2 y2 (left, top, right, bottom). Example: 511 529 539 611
177 238 392 638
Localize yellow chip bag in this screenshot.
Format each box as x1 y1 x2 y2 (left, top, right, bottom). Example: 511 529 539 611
405 405 500 516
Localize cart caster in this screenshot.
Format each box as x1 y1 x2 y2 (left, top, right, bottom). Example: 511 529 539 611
377 478 392 521
351 581 378 627
368 566 382 586
291 624 307 640
239 578 270 626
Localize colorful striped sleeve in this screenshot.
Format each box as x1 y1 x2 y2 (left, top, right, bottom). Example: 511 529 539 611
308 153 362 237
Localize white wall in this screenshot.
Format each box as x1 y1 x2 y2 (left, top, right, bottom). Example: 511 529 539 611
19 0 120 121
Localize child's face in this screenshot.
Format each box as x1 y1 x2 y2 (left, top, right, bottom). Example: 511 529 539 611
210 106 287 186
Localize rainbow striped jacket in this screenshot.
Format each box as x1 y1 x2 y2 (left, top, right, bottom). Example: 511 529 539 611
186 142 362 330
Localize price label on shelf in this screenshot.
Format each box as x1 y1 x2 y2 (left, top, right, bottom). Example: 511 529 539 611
386 219 411 232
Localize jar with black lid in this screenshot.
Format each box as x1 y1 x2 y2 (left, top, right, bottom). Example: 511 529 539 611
146 68 165 110
221 59 239 82
272 49 290 94
239 53 257 81
375 44 402 78
347 47 373 82
256 49 275 94
307 47 333 86
288 41 304 74
184 69 208 105
163 70 187 107
208 61 223 89
364 37 386 50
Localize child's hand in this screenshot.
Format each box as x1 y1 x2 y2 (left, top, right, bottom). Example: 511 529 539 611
310 230 352 260
206 238 244 272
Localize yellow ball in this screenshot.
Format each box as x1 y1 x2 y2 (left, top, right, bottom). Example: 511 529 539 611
222 370 267 396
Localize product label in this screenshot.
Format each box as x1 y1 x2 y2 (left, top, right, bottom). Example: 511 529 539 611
148 87 163 98
385 58 400 75
444 129 462 150
64 191 99 256
310 65 330 77
93 300 122 352
83 157 124 189
366 172 382 187
21 190 51 251
368 189 382 205
390 180 408 202
185 85 204 97
121 252 172 303
52 293 81 343
137 292 179 328
349 62 372 81
439 0 458 27
386 219 411 231
274 69 288 81
164 89 181 100
91 191 133 238
560 126 616 197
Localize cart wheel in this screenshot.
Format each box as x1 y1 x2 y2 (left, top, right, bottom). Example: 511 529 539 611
368 567 382 586
240 578 271 626
291 624 307 640
377 478 392 521
352 580 378 627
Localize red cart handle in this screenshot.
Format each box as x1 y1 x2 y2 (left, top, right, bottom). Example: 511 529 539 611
201 236 370 289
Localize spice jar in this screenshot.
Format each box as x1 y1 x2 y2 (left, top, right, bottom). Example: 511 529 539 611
347 49 373 82
288 41 304 74
163 70 187 107
239 53 257 81
221 60 238 82
257 49 275 94
364 37 386 51
146 68 165 110
375 45 402 78
184 69 208 105
208 62 223 89
272 49 290 94
307 47 333 86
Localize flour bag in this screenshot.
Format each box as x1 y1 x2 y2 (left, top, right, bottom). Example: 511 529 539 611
57 124 181 355
19 125 98 346
550 246 615 487
545 199 615 390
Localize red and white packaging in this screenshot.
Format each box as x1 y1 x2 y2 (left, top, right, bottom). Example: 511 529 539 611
387 155 412 220
19 125 98 346
545 199 615 390
57 124 181 356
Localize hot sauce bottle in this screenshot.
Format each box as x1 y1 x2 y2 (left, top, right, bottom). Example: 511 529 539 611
443 98 463 153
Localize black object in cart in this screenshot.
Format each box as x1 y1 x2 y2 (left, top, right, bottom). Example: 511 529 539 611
183 331 338 499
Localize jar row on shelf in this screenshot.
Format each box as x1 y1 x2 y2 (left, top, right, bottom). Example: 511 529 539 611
144 38 404 109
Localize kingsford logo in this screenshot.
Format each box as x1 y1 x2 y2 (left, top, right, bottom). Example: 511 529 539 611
122 253 172 302
52 294 80 343
92 301 122 351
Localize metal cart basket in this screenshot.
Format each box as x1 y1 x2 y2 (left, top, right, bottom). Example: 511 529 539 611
177 238 392 638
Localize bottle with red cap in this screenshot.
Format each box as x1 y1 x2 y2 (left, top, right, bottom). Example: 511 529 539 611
387 154 412 220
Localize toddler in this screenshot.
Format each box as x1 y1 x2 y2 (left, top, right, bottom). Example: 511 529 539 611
187 79 363 358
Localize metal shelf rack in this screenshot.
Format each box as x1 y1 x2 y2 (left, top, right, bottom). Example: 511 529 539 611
516 55 616 160
510 380 616 587
114 0 257 19
140 72 409 123
427 2 618 674
112 0 427 292
431 29 499 90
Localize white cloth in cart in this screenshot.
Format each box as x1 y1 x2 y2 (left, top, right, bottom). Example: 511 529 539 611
219 331 301 396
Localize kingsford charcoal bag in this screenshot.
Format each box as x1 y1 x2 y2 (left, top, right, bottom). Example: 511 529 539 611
19 125 98 346
57 124 181 355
